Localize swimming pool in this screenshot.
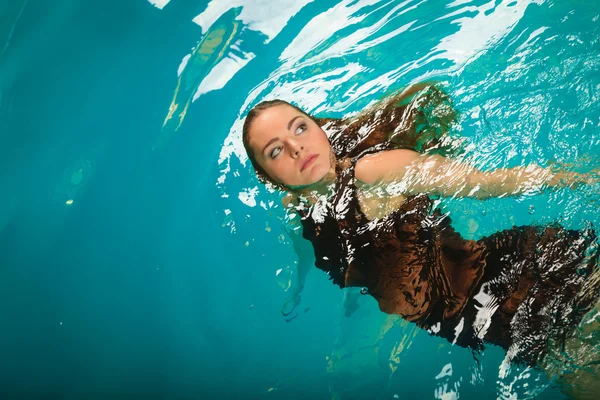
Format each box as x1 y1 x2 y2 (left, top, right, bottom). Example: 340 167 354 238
1 0 598 398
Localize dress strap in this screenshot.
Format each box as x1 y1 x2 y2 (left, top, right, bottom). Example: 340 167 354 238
350 142 398 165
330 143 395 225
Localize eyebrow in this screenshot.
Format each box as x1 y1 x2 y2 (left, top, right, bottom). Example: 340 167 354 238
261 115 304 155
287 115 302 130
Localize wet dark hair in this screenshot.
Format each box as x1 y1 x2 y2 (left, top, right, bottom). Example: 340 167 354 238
242 99 319 185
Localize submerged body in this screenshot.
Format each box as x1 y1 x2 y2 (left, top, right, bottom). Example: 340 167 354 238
296 145 599 367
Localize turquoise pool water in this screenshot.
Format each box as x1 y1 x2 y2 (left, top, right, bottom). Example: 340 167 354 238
1 0 599 398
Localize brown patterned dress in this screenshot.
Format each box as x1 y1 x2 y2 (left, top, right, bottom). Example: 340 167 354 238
296 148 599 366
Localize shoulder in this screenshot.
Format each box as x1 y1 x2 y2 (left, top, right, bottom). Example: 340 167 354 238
355 148 420 185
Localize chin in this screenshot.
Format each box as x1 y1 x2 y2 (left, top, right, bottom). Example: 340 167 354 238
308 163 330 183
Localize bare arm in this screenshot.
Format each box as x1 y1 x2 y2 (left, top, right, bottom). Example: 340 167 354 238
355 149 599 200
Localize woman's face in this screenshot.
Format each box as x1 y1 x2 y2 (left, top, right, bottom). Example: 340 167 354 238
247 104 332 188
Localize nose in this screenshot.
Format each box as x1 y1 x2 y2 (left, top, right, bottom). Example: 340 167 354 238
288 138 304 158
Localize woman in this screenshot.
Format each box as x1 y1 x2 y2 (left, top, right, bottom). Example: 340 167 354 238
241 84 600 377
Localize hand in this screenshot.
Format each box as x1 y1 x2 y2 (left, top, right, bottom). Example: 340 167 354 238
589 168 600 187
547 161 600 187
570 169 600 186
281 293 301 316
545 166 600 189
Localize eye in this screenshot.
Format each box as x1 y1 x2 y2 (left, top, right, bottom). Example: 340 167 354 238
295 123 307 135
269 146 282 159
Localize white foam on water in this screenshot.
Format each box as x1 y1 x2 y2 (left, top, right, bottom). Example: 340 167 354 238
193 50 256 99
192 0 314 43
147 0 171 10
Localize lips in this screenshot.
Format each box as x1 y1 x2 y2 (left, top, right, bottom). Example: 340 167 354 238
300 154 318 172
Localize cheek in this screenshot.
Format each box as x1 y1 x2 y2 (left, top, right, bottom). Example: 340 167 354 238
314 132 331 152
266 159 297 183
